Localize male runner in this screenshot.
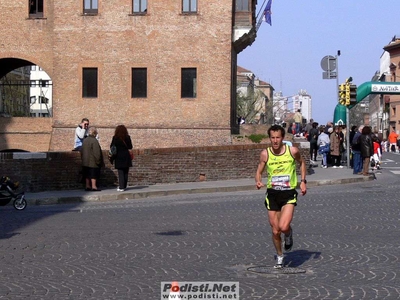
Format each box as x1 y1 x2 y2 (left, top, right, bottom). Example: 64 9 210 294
255 125 307 268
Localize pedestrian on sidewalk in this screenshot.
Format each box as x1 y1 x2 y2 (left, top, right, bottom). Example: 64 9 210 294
110 125 133 192
308 122 319 163
360 126 373 176
329 126 343 168
349 125 358 168
73 118 89 152
255 124 307 269
293 110 302 135
82 127 104 191
351 125 364 174
317 126 330 168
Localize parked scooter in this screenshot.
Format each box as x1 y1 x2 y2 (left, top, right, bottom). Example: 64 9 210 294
0 176 27 210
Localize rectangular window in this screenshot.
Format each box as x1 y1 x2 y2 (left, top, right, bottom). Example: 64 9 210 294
182 0 197 13
29 0 44 18
83 0 98 14
131 68 147 98
82 68 98 98
181 68 197 98
133 0 147 13
235 0 249 11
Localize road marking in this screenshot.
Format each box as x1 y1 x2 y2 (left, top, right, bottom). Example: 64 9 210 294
381 159 394 162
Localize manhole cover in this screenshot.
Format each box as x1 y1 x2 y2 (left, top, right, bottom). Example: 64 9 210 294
247 266 306 274
154 230 185 236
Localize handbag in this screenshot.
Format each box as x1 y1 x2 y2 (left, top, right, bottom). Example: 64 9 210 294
128 149 134 160
122 140 134 160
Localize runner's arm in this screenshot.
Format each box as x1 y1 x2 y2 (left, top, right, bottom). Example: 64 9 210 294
255 149 268 189
290 147 307 195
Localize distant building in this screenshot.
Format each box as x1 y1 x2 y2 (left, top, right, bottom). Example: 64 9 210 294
382 35 400 135
273 91 288 124
29 66 52 117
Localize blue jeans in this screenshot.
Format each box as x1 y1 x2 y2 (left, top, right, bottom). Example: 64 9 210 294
321 152 327 166
352 151 362 174
295 122 301 134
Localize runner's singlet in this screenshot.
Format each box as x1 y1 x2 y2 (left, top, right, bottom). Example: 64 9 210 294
266 144 297 190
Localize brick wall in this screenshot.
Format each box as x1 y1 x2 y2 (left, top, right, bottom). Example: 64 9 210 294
0 118 52 152
0 1 237 151
0 143 310 193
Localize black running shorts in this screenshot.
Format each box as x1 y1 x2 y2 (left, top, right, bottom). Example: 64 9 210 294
264 188 298 211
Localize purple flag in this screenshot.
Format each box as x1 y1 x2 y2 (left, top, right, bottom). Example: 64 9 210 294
263 0 272 26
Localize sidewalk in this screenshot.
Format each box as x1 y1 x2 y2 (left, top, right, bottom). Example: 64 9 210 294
25 164 374 206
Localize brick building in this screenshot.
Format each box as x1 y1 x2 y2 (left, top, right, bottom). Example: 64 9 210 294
0 0 257 151
383 37 400 134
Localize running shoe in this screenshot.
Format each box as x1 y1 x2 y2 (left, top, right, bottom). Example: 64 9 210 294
274 255 284 269
284 228 293 252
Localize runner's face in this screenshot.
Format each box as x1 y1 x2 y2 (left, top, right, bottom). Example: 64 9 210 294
269 130 283 150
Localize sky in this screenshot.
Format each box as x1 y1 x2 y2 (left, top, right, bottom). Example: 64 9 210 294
238 0 400 125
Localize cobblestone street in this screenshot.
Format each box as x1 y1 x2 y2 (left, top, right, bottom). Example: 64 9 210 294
0 173 399 299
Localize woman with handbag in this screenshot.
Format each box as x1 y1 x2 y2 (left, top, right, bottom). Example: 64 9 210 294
110 125 133 191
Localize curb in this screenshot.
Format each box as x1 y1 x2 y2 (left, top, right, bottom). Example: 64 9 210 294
27 175 374 206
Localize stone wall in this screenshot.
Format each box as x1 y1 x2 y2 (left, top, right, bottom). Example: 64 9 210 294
0 143 310 193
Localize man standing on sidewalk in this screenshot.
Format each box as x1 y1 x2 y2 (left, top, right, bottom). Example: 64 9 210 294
293 109 302 135
255 125 307 269
351 125 364 174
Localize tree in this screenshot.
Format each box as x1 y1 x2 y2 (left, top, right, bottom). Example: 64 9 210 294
236 88 266 124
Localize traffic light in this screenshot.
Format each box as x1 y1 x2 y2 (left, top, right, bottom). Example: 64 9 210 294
349 84 357 105
338 83 346 105
345 82 351 106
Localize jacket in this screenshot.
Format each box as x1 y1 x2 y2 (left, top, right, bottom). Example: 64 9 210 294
317 132 330 146
110 135 133 169
359 134 373 158
74 125 87 149
330 132 341 156
351 132 361 151
82 136 104 168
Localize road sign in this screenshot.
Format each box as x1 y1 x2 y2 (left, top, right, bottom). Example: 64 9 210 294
321 55 336 71
323 71 337 79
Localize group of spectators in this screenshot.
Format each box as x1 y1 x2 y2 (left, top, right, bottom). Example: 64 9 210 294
302 120 388 175
73 118 134 192
349 125 381 176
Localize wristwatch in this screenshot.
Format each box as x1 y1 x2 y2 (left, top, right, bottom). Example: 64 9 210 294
301 179 307 184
